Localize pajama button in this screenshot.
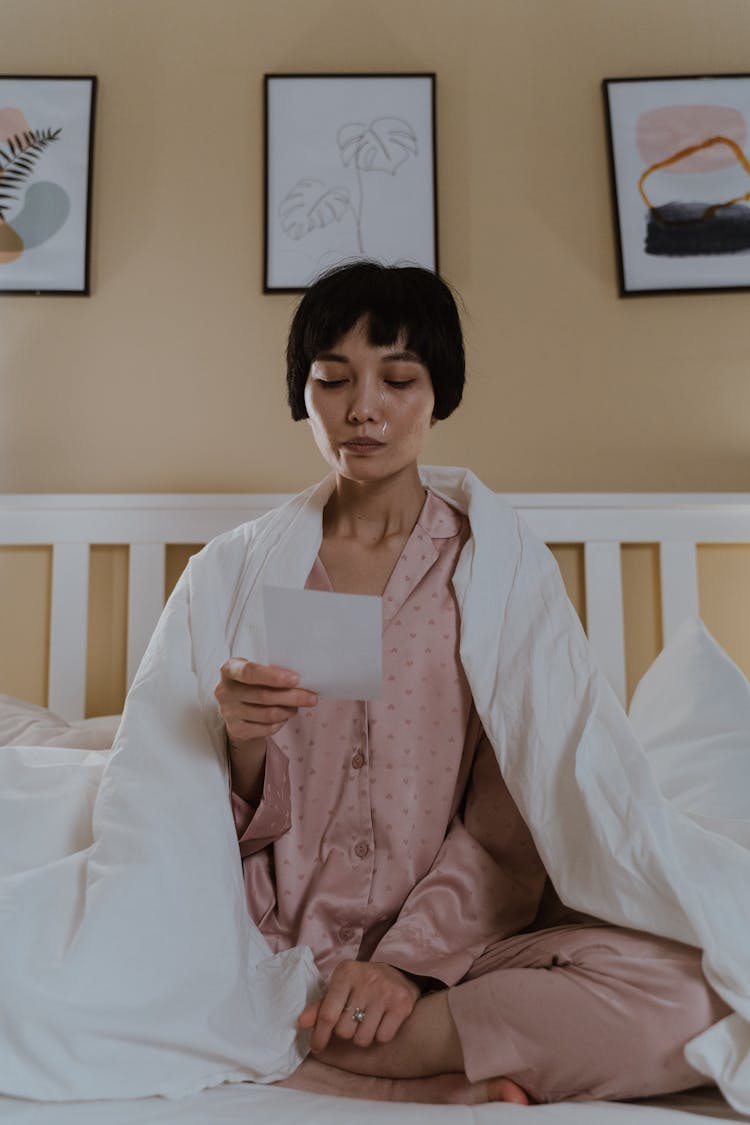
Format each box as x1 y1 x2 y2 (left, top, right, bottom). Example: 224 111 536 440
354 841 369 859
351 753 365 769
339 926 355 942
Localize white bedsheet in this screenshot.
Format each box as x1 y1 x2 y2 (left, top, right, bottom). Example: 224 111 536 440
0 1083 744 1125
1 467 749 1111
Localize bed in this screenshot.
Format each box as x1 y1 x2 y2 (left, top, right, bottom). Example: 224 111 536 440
1 489 749 1125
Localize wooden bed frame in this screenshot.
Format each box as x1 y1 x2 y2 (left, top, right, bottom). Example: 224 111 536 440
2 491 750 720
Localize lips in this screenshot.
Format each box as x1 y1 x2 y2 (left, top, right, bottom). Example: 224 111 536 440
342 439 385 449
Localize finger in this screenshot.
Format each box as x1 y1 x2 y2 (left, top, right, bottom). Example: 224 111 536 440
297 1002 320 1029
246 687 318 709
330 1004 359 1043
309 985 352 1053
217 682 317 719
350 1003 387 1049
222 660 300 688
238 703 298 725
374 1007 410 1044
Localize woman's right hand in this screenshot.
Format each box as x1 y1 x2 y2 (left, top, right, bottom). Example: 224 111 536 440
215 659 318 749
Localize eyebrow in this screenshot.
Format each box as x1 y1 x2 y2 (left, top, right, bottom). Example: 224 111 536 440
313 352 348 363
383 351 423 363
313 350 423 364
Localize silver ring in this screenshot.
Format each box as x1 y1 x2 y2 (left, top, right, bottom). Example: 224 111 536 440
352 1007 366 1024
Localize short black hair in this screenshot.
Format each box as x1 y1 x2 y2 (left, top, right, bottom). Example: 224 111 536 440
286 261 465 421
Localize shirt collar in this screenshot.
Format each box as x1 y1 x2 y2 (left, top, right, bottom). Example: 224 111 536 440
417 489 465 540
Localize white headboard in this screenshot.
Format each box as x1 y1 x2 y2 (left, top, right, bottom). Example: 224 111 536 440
2 492 750 720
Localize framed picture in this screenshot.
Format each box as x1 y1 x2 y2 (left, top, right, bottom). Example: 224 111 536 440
0 75 96 295
264 73 438 292
603 74 750 296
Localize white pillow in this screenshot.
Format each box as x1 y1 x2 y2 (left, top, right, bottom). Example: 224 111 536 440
628 617 750 824
0 694 120 750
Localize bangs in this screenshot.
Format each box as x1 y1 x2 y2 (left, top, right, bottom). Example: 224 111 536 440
303 268 431 364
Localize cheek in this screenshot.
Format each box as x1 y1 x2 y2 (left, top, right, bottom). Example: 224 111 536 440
386 384 433 425
304 387 328 432
307 413 330 448
305 399 340 459
406 399 435 440
303 380 315 419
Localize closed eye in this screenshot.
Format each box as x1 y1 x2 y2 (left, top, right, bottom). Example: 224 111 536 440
386 380 416 389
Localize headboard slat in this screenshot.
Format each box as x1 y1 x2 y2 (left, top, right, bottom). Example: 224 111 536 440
127 544 167 688
48 543 90 720
659 542 699 644
583 542 627 706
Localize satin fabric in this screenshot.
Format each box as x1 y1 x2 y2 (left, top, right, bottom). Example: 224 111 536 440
233 491 546 983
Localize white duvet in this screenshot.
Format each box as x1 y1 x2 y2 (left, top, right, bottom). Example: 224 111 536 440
0 467 748 1110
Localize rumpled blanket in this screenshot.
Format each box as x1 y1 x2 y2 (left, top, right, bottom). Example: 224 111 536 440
1 467 748 1109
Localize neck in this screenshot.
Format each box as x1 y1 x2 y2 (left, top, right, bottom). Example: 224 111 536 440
323 465 426 544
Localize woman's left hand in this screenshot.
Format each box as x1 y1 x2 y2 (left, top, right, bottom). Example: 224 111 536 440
297 960 420 1052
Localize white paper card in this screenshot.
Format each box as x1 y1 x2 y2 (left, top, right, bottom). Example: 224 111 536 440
262 585 382 700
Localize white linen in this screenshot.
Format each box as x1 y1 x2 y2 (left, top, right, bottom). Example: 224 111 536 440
0 693 120 749
1 467 749 1110
424 469 750 1113
629 617 750 830
0 521 322 1100
0 1080 743 1125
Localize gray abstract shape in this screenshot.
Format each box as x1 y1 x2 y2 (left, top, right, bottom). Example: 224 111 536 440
11 181 71 250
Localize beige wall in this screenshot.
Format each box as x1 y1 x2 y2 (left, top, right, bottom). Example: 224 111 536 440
1 0 750 713
2 0 750 494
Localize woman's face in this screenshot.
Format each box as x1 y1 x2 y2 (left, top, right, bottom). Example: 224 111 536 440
303 318 435 484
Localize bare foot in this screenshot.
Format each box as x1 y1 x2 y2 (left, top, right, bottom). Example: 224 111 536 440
277 1058 530 1105
486 1076 531 1105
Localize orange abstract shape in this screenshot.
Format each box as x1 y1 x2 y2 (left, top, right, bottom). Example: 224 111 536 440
0 107 31 144
636 105 746 172
0 219 23 263
639 135 750 223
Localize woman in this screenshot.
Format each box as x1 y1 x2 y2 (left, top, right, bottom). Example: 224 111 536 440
215 262 729 1105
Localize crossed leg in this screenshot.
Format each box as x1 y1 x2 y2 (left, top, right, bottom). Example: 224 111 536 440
278 924 730 1105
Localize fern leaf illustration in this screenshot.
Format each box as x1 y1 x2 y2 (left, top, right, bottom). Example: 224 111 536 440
0 128 62 220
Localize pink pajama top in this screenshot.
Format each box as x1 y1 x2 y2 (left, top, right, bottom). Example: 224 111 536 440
232 491 547 984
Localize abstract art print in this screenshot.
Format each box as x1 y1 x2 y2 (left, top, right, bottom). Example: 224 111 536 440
604 74 750 295
264 73 437 292
0 76 96 295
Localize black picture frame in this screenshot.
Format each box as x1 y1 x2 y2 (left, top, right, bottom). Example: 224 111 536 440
264 73 438 293
603 73 750 296
0 75 96 296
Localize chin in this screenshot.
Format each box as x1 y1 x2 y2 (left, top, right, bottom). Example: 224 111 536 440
338 463 389 482
337 457 417 485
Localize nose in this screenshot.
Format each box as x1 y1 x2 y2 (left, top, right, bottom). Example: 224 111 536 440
347 374 384 424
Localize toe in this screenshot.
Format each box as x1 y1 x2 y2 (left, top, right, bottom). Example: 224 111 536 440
485 1076 530 1105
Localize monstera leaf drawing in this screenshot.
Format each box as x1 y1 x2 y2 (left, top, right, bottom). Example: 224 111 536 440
337 117 418 174
0 128 61 220
278 114 419 254
279 178 352 240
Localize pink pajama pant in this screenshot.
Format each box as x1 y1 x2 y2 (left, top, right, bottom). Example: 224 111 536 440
447 923 731 1103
